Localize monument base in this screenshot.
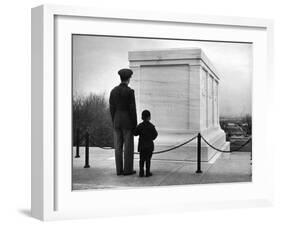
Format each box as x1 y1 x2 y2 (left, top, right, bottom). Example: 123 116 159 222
134 127 230 162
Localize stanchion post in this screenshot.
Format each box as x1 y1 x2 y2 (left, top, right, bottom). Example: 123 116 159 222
196 133 202 173
250 148 252 165
84 131 90 168
75 128 80 158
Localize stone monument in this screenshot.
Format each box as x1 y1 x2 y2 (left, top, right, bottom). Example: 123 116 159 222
129 48 230 162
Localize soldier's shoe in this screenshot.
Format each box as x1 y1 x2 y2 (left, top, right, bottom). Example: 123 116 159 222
139 171 144 177
123 170 136 176
146 172 153 177
117 171 124 176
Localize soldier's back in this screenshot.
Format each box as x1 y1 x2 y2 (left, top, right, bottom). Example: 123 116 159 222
110 84 135 129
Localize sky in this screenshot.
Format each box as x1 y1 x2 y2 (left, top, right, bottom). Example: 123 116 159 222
72 35 252 117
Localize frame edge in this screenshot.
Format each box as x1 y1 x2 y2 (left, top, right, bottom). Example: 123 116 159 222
31 5 44 221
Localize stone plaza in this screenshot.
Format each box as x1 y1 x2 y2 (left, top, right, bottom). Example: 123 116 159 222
72 146 251 190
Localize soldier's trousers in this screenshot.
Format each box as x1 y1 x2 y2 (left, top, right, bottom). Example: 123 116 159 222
113 128 134 175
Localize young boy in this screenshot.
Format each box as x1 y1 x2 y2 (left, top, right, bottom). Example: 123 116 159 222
134 110 158 177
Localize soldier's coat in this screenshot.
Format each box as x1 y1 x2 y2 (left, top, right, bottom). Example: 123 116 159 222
109 83 137 129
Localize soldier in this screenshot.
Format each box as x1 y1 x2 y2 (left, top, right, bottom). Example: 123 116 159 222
109 68 137 176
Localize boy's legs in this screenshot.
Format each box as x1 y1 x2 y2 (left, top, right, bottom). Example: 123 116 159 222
145 152 153 177
139 152 145 177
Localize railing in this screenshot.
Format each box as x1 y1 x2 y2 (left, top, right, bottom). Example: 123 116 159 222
74 129 252 173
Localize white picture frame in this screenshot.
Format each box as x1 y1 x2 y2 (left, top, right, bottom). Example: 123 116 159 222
31 4 274 221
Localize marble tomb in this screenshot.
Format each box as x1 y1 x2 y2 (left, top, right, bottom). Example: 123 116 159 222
129 48 230 162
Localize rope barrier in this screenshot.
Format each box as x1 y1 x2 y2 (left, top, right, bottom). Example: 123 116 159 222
201 135 252 153
91 135 197 154
77 129 251 154
75 129 252 172
78 130 197 155
77 131 114 149
230 137 252 152
134 135 198 155
93 144 113 150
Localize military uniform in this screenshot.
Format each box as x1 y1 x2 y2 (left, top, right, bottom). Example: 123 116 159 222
109 78 137 175
134 121 158 177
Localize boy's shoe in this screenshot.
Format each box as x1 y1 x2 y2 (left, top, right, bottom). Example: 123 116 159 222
146 172 153 177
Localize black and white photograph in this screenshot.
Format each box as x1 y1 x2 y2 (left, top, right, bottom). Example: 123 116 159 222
71 34 252 190
1 0 279 223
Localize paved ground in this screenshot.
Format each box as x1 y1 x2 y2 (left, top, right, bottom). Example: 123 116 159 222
72 142 252 190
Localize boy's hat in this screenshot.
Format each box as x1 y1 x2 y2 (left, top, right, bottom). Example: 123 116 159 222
142 110 151 120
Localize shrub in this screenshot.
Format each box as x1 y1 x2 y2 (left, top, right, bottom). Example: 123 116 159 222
73 93 114 147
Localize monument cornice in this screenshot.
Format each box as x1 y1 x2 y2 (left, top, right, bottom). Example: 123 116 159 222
129 48 220 80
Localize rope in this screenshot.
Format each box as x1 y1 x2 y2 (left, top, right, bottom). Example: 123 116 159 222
201 135 252 153
93 144 113 150
79 131 197 155
86 134 197 154
230 137 252 152
134 135 198 155
77 130 251 155
77 132 114 149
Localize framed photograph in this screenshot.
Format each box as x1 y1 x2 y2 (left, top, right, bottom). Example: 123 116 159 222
31 4 274 221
